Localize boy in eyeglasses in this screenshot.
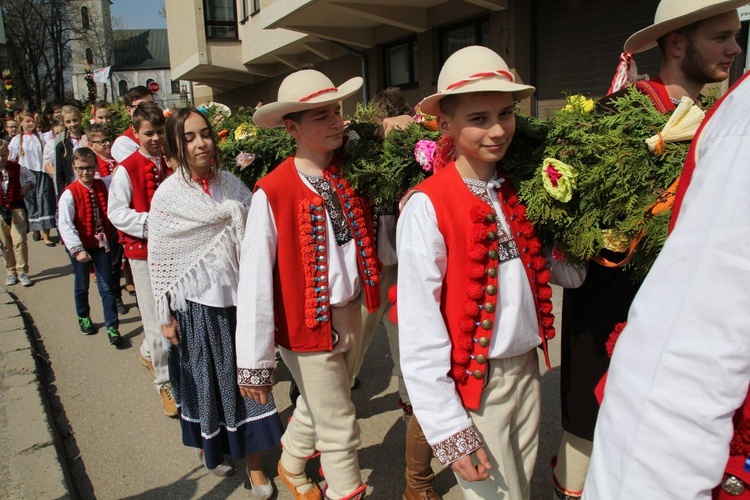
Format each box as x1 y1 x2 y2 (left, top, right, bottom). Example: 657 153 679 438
85 123 127 314
58 147 122 346
86 123 117 183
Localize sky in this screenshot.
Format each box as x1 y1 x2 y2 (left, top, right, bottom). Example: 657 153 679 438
109 0 167 30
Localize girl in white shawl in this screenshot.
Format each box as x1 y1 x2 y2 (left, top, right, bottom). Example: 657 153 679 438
148 108 282 498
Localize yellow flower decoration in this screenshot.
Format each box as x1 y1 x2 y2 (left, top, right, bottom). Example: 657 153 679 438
234 123 257 141
564 95 595 113
541 158 577 203
600 229 631 253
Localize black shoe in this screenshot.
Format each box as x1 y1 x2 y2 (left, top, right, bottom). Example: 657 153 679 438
32 231 41 241
78 317 95 335
107 326 123 346
115 298 128 315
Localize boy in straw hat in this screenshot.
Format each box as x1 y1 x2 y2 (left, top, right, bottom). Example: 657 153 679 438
235 68 380 500
396 45 563 499
555 1 744 497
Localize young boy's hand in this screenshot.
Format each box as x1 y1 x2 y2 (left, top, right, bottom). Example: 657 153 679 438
240 385 272 405
161 317 179 346
451 447 492 482
75 251 92 263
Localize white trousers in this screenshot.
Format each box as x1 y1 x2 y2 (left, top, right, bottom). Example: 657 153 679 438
129 258 169 389
279 297 363 499
457 349 541 500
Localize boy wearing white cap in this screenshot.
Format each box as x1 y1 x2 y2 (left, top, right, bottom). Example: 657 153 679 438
235 69 380 500
396 45 557 499
555 2 744 497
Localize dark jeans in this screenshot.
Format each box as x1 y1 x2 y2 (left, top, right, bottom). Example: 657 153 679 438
69 246 118 328
109 239 123 300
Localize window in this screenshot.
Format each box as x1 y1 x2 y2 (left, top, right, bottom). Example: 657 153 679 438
204 0 238 39
81 6 90 30
439 17 490 64
171 79 181 94
251 0 260 15
85 48 94 64
383 37 418 88
118 80 129 97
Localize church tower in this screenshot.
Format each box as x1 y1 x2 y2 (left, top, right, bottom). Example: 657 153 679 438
67 0 114 102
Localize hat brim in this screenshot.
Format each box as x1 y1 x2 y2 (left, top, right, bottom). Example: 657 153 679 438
419 78 536 117
624 0 746 54
253 76 363 128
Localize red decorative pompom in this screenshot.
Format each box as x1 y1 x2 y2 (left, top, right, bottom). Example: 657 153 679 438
467 263 485 280
471 227 488 243
542 315 555 328
527 239 542 256
469 205 491 223
147 180 156 190
370 273 380 285
505 193 519 206
513 203 527 218
305 277 315 288
387 285 398 305
457 334 473 351
605 322 627 358
146 172 155 180
452 349 470 365
537 269 552 286
468 246 488 262
531 256 547 271
305 318 318 329
459 318 476 334
451 365 468 384
537 284 553 300
521 223 536 238
312 196 323 206
463 301 480 318
545 327 556 340
466 283 484 300
539 301 553 314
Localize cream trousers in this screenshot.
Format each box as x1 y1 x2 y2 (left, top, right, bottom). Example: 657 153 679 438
279 296 364 499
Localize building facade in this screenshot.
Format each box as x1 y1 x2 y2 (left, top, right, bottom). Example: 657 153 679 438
165 0 750 115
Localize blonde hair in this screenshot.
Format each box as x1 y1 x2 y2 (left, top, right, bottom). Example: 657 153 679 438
61 105 84 158
14 111 42 160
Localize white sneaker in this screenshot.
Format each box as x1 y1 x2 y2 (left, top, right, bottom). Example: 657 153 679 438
18 274 32 287
5 274 18 286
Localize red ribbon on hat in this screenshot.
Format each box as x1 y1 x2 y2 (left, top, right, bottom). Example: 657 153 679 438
445 70 515 91
299 87 338 102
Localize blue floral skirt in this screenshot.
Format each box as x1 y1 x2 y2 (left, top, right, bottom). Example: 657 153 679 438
170 301 283 469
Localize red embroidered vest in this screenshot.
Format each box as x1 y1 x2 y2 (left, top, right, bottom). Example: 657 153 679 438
118 151 170 259
416 163 554 410
66 179 112 248
634 77 676 114
255 156 380 352
1 160 24 208
97 155 117 178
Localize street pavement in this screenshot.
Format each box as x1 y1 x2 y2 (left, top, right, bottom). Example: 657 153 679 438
1 235 564 499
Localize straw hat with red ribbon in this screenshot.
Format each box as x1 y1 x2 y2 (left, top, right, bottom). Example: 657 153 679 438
418 45 535 117
252 69 363 128
624 0 747 54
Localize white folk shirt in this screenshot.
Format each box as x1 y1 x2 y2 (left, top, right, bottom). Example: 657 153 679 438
107 151 154 240
111 134 139 163
184 178 243 309
235 173 362 373
8 134 46 172
583 76 750 500
396 179 540 456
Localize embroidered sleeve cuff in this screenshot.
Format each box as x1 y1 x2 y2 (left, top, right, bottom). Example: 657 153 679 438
431 425 484 465
237 367 275 386
68 245 85 257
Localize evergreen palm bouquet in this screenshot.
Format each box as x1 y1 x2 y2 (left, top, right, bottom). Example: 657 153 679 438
506 88 707 280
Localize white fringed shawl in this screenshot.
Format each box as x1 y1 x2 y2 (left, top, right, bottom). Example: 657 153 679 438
148 169 252 326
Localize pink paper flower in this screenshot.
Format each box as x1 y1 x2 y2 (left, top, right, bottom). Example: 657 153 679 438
414 140 438 172
236 152 256 171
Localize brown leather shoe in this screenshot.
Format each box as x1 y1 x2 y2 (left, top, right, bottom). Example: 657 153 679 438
139 354 155 376
403 485 442 500
160 383 178 417
277 462 322 499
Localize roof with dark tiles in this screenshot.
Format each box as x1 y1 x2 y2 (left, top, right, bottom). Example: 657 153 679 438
112 29 170 70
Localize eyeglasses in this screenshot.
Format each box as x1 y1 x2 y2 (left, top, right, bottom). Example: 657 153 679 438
75 166 97 173
88 139 112 145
